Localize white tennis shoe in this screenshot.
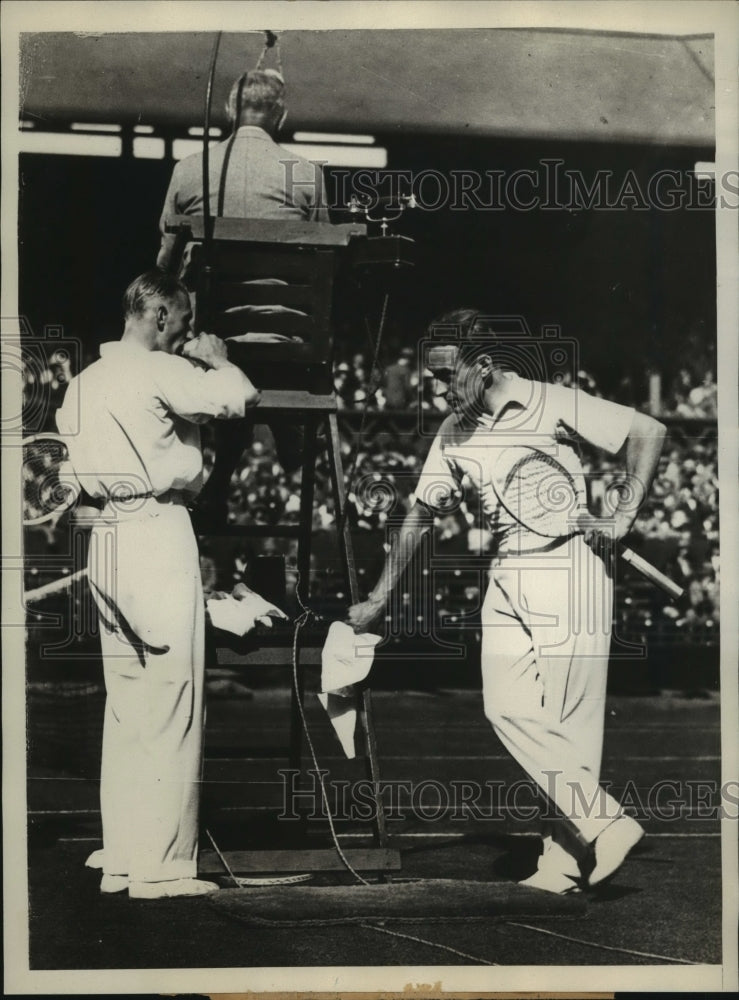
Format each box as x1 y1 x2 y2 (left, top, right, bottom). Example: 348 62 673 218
518 869 582 895
85 849 105 869
100 874 128 894
588 814 644 886
128 877 219 899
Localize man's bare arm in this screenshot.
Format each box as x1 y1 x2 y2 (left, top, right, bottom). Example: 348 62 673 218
580 410 667 546
347 501 435 633
616 411 667 530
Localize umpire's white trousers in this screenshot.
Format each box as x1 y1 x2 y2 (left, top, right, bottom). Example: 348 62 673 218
481 535 623 845
87 495 205 883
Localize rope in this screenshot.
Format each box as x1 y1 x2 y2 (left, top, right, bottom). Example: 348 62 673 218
286 293 390 878
204 827 312 887
201 31 222 272
250 291 390 885
290 576 370 886
205 827 241 887
217 87 243 216
255 31 283 77
505 921 700 965
360 922 498 966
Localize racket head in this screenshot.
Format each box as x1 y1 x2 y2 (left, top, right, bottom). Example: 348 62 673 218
22 433 79 526
491 445 585 538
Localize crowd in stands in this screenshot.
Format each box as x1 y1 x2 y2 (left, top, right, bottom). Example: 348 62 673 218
665 367 718 420
21 345 76 433
332 344 719 420
23 344 720 648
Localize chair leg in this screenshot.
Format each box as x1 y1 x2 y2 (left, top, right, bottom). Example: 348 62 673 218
326 412 359 604
358 686 389 847
326 411 389 848
289 416 319 773
197 418 254 517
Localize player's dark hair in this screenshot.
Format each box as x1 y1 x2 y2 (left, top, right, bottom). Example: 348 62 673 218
122 271 189 319
427 308 523 372
426 309 552 381
427 308 481 342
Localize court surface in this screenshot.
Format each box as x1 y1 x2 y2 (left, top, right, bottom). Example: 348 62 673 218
26 681 723 972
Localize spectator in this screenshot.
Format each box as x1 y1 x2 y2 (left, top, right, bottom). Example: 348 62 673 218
383 347 416 409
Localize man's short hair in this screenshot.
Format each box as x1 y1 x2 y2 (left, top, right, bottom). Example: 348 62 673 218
426 308 538 376
226 68 286 127
122 271 189 319
426 309 494 368
428 309 482 346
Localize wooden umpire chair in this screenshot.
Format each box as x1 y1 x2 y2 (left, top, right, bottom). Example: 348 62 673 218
166 216 400 876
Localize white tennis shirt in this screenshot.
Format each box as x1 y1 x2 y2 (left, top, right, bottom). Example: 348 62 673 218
415 375 635 554
55 340 253 501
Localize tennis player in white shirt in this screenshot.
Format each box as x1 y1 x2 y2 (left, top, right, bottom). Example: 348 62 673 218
349 311 666 894
56 271 259 898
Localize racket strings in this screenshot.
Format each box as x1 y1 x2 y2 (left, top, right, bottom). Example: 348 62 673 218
498 452 583 537
23 437 77 523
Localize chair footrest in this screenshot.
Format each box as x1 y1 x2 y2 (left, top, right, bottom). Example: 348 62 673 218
215 645 322 667
256 390 337 412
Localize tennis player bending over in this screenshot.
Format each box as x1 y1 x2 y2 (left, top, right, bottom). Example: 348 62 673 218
348 311 667 894
56 271 259 899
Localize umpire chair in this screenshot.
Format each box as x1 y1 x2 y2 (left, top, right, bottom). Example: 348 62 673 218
166 215 400 876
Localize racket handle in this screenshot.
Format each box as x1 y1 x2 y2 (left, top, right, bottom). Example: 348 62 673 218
618 546 684 600
24 568 88 604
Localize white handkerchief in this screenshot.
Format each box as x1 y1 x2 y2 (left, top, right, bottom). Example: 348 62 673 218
316 693 359 759
206 586 287 637
320 621 382 693
318 622 382 759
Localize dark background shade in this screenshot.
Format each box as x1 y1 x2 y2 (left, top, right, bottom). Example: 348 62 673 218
19 133 716 400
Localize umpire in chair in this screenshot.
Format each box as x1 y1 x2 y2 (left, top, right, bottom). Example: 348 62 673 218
157 68 331 523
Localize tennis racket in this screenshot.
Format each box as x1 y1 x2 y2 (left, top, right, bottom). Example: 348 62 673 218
22 434 88 603
22 433 80 526
491 445 684 600
24 568 88 604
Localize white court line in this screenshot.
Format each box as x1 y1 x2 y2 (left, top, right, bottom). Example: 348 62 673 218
28 811 724 838
604 727 719 733
28 754 721 776
332 831 722 839
607 756 720 762
29 809 98 815
212 752 718 761
202 754 720 763
370 725 722 732
55 830 721 843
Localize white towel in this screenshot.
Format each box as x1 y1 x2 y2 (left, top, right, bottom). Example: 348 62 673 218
206 584 287 636
317 622 382 759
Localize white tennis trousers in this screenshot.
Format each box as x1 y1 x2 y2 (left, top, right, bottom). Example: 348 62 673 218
482 535 623 844
88 496 205 882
